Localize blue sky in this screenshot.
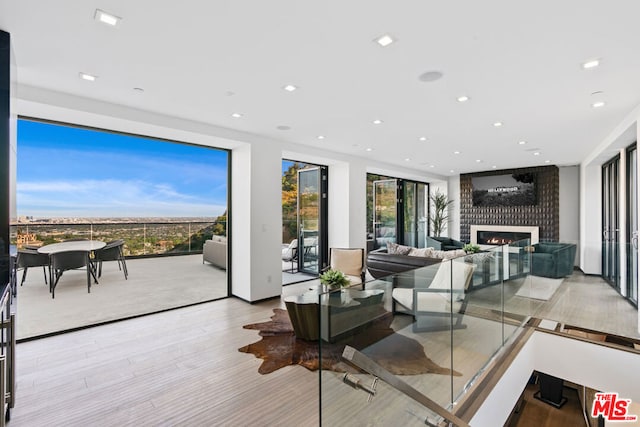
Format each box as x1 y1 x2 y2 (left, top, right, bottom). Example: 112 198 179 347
17 120 228 218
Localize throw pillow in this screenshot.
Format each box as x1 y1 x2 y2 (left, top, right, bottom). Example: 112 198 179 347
442 249 467 260
387 242 413 255
408 247 434 257
430 249 447 259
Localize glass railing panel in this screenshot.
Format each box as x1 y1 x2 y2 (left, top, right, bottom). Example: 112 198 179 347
11 223 94 247
318 245 536 423
451 243 525 405
319 262 463 424
10 221 222 256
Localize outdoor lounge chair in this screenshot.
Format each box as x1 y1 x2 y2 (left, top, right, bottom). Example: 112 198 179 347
282 239 298 272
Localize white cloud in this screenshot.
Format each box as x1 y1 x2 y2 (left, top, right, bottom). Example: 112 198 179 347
17 179 226 218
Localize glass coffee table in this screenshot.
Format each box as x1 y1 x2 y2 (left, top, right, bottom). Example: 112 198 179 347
284 286 387 342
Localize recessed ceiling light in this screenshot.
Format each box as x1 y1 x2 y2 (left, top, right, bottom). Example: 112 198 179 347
372 119 383 125
404 158 411 162
476 159 482 163
582 59 600 69
94 9 121 26
533 152 540 156
418 136 427 141
449 169 455 173
418 71 443 82
366 147 373 152
453 151 460 154
493 122 503 127
79 72 97 82
457 95 470 103
429 165 435 168
317 135 325 140
545 160 551 164
518 140 527 145
231 113 243 118
492 165 497 169
374 34 395 47
592 101 606 108
283 84 298 92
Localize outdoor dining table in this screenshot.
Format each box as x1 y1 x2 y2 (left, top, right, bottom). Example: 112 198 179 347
37 240 106 255
38 240 106 295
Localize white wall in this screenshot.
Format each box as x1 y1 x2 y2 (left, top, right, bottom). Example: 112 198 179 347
580 163 602 274
559 166 580 265
471 331 640 427
231 143 283 301
328 160 367 249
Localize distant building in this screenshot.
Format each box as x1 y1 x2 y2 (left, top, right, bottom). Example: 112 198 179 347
16 232 37 244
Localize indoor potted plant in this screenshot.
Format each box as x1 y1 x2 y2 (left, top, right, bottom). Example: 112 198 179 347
319 268 350 291
463 243 481 254
430 190 454 237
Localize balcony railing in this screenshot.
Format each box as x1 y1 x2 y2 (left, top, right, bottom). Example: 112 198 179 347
10 220 226 257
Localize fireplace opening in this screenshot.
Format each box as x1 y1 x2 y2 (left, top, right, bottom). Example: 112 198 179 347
477 231 531 245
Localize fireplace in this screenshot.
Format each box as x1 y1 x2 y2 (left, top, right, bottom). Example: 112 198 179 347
470 225 539 246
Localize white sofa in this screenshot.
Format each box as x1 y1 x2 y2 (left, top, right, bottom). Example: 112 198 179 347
203 236 227 270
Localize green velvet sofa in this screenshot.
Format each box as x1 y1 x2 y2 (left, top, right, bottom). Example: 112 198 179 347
426 236 465 251
531 242 577 278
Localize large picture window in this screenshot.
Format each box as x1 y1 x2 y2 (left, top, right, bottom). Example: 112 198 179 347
12 119 230 339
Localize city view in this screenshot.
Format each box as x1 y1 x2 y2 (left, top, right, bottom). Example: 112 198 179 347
11 215 227 256
14 119 229 256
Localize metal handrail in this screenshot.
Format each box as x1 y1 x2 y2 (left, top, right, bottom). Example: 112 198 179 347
342 346 470 427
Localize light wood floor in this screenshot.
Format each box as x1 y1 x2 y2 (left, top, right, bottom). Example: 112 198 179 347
8 271 638 426
11 297 319 427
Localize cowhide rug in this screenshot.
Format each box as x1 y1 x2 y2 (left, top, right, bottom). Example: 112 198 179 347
239 308 462 376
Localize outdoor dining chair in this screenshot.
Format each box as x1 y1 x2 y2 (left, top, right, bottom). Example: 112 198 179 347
93 239 128 279
16 248 49 287
50 250 98 298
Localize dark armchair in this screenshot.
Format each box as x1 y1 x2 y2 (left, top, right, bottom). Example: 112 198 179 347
530 242 577 278
426 236 465 251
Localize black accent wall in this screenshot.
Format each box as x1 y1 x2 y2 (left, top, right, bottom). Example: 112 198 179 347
460 165 560 243
0 30 10 291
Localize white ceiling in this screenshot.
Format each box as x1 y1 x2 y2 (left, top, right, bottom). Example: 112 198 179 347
1 0 640 175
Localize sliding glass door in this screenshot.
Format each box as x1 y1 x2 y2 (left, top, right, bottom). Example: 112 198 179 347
370 176 429 250
403 182 429 247
626 144 638 304
602 156 620 290
297 166 328 275
373 179 398 249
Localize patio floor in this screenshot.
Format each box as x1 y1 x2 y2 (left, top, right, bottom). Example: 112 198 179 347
16 254 228 340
